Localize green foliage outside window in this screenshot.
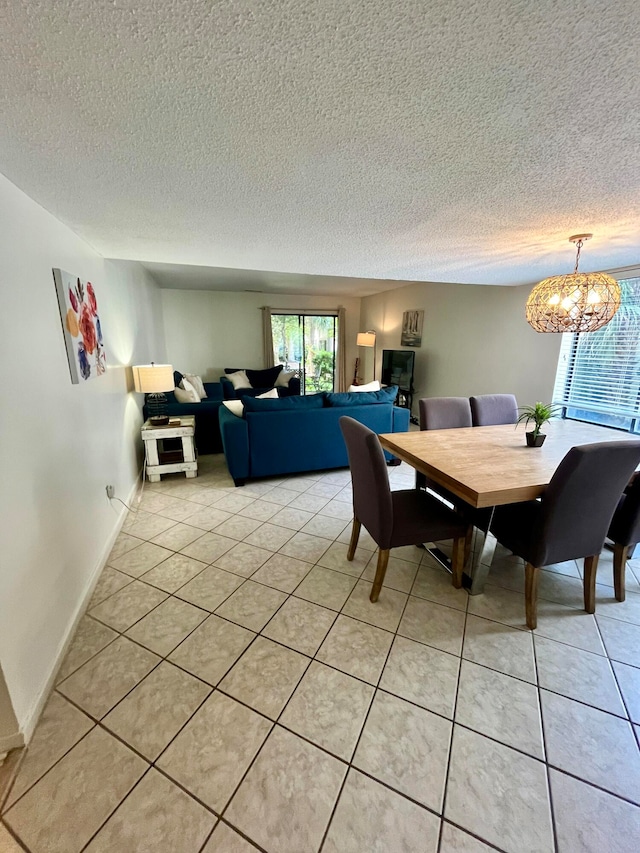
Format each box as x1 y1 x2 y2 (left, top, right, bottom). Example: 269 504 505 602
307 349 335 392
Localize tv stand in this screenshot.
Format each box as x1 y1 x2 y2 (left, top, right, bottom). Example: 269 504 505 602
396 386 414 412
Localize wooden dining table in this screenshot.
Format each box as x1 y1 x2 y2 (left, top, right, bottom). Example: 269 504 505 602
379 419 640 593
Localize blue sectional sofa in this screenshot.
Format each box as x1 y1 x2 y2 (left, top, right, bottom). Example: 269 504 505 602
219 387 410 485
143 371 224 454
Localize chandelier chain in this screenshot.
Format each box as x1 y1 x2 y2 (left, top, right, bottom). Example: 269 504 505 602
573 239 583 274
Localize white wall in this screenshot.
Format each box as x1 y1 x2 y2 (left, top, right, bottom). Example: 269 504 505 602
360 281 563 411
0 666 20 756
160 290 362 383
0 174 165 737
160 281 562 408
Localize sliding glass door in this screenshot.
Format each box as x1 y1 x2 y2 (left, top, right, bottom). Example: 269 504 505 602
271 313 338 393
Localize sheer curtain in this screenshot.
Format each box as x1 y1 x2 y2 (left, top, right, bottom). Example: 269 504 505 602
261 307 274 367
337 305 347 391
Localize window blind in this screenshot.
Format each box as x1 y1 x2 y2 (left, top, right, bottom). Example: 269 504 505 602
552 277 640 433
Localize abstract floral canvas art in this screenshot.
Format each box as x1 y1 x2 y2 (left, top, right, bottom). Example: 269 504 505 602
53 268 106 383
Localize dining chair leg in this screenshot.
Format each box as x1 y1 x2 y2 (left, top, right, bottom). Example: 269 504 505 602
524 562 539 629
347 518 361 561
583 554 599 614
370 549 390 602
613 543 628 602
451 534 467 589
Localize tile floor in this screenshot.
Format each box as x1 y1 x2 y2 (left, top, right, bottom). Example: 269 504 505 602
2 454 640 852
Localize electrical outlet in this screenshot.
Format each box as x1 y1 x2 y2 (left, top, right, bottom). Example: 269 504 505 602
106 485 115 499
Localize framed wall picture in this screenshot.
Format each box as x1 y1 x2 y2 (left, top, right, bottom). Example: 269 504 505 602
401 309 424 347
53 268 106 383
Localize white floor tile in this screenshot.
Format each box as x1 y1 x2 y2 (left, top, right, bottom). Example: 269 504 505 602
16 468 640 853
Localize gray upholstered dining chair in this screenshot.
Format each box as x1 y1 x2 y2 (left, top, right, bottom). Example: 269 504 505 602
339 416 470 602
607 474 640 602
470 394 518 426
419 396 473 431
416 396 473 495
490 441 640 629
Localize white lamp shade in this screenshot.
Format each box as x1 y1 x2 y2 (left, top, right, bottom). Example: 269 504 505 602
132 363 174 393
357 331 376 347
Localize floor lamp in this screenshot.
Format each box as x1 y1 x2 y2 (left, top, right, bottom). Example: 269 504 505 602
355 331 376 385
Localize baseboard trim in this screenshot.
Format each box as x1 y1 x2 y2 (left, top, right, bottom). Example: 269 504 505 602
18 473 143 744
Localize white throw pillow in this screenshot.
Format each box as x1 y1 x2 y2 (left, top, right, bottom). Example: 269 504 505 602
183 373 207 399
275 370 296 388
178 376 201 402
348 380 381 392
174 384 199 404
223 400 244 417
228 370 251 390
257 388 279 399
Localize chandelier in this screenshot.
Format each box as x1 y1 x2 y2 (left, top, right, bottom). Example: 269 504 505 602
525 234 621 333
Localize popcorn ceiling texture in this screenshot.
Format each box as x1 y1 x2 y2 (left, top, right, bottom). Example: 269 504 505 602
1 0 639 287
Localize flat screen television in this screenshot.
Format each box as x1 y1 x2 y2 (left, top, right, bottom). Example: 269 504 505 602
381 349 415 390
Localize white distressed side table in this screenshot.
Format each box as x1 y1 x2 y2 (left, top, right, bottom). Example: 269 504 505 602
142 416 197 482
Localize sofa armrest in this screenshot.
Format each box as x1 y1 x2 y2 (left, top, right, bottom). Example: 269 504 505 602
282 376 301 397
386 405 411 464
219 406 250 484
219 376 236 400
203 382 223 401
392 406 411 432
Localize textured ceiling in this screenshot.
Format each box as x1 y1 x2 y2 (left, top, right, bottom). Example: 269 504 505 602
1 0 639 289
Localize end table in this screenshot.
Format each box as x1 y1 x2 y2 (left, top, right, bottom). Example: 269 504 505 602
141 416 197 482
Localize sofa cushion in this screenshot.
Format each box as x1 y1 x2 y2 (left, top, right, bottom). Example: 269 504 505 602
246 365 283 388
183 373 207 399
325 386 398 407
243 392 325 412
228 370 252 390
348 380 381 392
223 400 245 417
275 370 297 388
175 383 200 403
180 376 201 402
173 370 184 386
257 388 279 399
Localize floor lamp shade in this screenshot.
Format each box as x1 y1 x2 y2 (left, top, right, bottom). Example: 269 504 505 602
356 331 376 348
356 331 377 383
132 363 174 425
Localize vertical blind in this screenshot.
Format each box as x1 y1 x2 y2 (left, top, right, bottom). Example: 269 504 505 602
552 276 640 433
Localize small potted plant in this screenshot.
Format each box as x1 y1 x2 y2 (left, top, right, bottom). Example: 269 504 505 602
516 402 559 447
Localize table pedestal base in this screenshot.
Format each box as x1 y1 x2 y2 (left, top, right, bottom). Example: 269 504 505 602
465 518 498 595
425 507 497 595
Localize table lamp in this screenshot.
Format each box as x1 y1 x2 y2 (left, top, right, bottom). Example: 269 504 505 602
132 363 174 425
